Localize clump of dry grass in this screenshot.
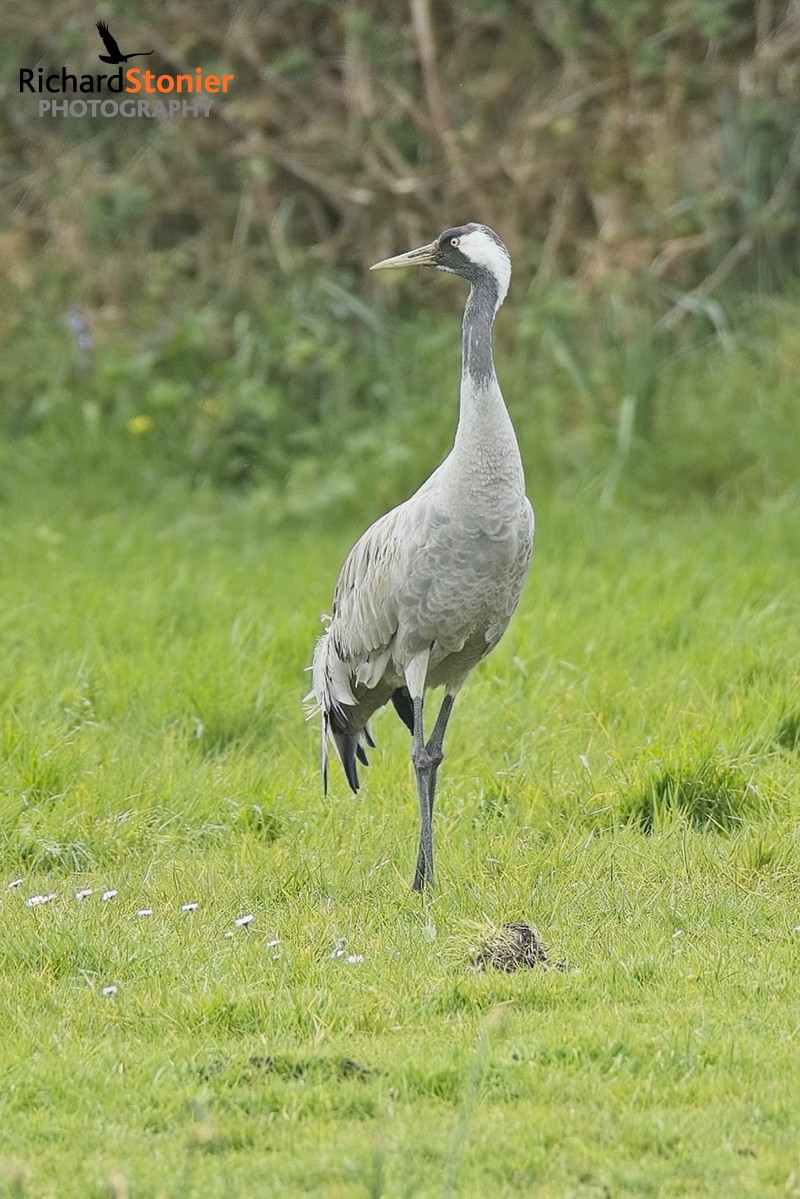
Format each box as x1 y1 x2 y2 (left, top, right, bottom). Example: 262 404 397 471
473 922 549 973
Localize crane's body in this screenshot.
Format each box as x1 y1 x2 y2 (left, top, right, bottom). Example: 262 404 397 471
308 223 533 890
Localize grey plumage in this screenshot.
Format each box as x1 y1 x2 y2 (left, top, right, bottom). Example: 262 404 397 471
307 223 534 890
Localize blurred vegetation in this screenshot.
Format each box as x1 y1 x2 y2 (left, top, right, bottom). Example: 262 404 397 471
2 0 800 512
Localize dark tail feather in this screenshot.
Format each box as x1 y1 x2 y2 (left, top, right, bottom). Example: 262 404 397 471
333 732 361 793
391 686 414 733
356 743 369 766
342 739 360 792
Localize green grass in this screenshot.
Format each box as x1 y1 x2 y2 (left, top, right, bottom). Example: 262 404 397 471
0 470 799 1198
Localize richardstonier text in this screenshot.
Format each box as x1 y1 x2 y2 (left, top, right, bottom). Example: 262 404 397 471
19 67 234 95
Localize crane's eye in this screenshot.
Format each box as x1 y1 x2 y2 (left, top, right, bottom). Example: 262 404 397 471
450 236 460 247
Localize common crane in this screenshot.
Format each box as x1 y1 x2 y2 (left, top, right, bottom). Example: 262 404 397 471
308 223 533 890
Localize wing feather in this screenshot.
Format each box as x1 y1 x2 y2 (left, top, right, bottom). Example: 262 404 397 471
95 21 121 56
330 505 405 660
308 498 418 774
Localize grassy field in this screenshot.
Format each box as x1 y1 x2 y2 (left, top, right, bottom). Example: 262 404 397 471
0 456 798 1198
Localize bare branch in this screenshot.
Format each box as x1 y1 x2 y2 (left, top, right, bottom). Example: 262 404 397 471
409 0 456 163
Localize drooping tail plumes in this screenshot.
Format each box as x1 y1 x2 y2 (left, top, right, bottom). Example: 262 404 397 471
305 623 374 794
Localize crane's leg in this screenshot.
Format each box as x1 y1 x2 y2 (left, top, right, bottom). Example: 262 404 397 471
410 695 435 891
404 654 465 892
411 691 457 892
404 651 435 891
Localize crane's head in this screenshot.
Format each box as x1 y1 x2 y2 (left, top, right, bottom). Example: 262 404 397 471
371 223 511 309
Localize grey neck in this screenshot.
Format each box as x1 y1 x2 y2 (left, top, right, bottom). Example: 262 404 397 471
461 274 500 386
449 269 523 498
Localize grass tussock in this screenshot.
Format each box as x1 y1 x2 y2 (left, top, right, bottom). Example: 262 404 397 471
775 711 800 753
626 757 760 833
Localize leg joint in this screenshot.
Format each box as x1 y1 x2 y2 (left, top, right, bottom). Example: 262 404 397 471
412 742 434 772
426 741 444 768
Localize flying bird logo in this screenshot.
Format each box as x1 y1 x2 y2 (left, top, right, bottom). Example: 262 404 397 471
95 20 153 65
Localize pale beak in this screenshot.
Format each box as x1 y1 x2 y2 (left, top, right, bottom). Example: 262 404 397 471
370 241 438 271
